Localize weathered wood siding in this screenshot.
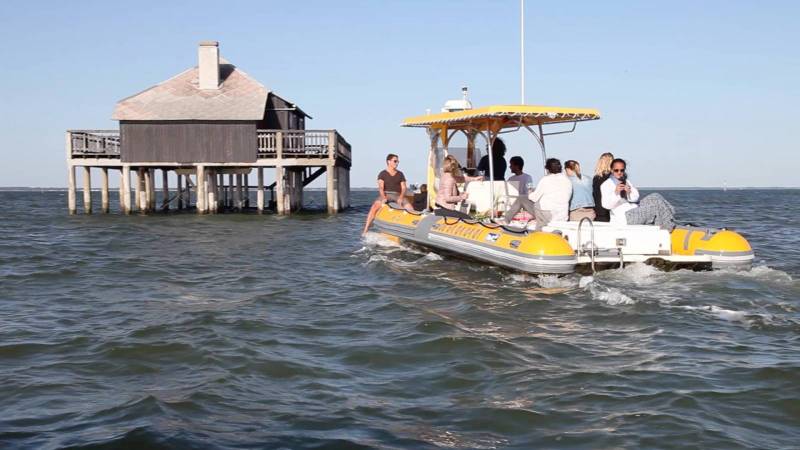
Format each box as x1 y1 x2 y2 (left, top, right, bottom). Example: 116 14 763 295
120 121 257 163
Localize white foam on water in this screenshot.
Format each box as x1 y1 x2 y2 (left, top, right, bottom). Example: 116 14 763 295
535 274 580 289
668 304 756 326
421 252 443 262
610 262 663 285
579 276 594 288
361 231 402 248
590 285 636 305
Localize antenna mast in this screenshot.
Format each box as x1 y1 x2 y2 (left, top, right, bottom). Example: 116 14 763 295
520 0 525 104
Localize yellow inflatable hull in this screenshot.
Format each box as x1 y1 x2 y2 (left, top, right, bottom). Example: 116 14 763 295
373 205 577 274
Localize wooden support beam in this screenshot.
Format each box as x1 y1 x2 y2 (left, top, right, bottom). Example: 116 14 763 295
257 168 264 212
121 165 131 214
228 174 234 208
207 170 217 213
82 166 92 214
234 174 243 211
148 168 156 211
176 174 183 209
217 173 224 211
196 165 206 214
136 168 146 212
162 169 169 211
67 164 77 214
100 168 109 213
244 173 250 208
143 168 152 212
275 166 286 215
302 166 327 187
326 162 337 214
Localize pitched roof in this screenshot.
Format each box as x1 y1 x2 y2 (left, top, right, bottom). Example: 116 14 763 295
111 58 269 121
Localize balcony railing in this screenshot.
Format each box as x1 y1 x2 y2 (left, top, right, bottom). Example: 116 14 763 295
69 130 121 158
67 129 352 162
256 129 351 162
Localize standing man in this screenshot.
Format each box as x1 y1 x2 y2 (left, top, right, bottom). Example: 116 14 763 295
362 153 410 235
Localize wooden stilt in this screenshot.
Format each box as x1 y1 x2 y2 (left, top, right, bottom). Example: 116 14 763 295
257 168 264 212
136 168 146 212
208 170 217 213
177 174 183 209
234 174 243 211
275 166 286 215
326 162 336 214
217 173 224 211
148 168 156 211
244 173 250 208
162 169 169 211
228 174 234 208
100 168 109 213
67 164 77 214
120 165 131 214
82 166 92 214
143 168 152 212
196 165 206 214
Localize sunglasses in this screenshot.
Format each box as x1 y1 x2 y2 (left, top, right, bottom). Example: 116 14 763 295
612 168 625 173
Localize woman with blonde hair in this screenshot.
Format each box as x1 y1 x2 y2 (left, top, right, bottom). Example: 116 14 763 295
592 152 614 222
434 155 483 214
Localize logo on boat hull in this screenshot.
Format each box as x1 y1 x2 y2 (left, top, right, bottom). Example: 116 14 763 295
485 232 500 243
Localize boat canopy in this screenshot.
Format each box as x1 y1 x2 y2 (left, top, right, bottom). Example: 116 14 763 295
402 104 600 130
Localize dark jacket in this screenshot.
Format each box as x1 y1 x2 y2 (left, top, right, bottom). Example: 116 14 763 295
477 155 507 181
592 174 611 222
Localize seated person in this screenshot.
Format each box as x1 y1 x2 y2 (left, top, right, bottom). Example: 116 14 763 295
565 160 596 221
412 184 428 211
362 153 412 235
600 158 676 230
435 155 482 219
477 138 507 180
530 158 572 229
502 156 537 223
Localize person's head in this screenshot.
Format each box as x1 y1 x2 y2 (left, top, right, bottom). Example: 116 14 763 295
610 158 627 180
564 160 581 179
442 155 462 175
419 184 427 193
545 158 562 174
386 153 399 169
509 156 524 174
491 138 507 157
594 152 614 176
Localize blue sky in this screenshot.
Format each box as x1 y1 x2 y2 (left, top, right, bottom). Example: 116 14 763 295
0 0 797 187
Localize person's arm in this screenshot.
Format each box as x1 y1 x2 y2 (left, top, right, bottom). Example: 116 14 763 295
601 179 623 210
398 181 408 205
377 179 387 202
627 181 640 202
531 177 546 202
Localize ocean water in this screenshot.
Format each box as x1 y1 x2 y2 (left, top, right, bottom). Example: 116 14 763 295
0 189 798 449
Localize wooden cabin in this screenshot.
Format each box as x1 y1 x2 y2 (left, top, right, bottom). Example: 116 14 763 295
66 41 351 215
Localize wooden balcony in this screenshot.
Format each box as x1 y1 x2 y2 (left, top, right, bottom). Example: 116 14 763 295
68 129 351 164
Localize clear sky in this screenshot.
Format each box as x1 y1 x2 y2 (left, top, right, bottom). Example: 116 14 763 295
0 0 797 188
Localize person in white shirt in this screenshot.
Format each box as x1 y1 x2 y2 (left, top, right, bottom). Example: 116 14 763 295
600 158 676 230
502 156 536 223
530 158 573 228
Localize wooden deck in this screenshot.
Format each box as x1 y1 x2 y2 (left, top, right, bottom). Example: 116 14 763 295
68 129 352 165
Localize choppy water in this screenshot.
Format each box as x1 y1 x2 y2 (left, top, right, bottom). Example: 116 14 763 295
1 189 798 449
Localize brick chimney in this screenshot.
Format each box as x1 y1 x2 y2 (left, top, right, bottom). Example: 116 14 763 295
198 41 220 90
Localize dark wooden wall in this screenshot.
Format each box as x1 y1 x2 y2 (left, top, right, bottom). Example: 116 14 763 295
120 121 257 163
258 94 306 130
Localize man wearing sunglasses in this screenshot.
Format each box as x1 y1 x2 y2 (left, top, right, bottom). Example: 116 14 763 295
600 158 676 230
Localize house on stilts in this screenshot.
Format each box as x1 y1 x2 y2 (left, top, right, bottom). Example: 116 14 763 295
66 41 351 215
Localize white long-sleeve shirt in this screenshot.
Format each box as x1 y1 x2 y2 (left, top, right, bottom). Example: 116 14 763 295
532 173 572 222
600 177 640 225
